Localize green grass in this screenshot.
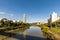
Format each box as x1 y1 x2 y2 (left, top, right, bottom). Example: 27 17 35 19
51 27 60 34
41 25 49 32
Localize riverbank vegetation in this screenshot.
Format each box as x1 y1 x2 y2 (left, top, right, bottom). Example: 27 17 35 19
50 27 60 34
40 24 49 32
41 21 60 34
0 18 30 31
48 21 60 34
41 23 60 34
40 22 60 40
40 21 60 40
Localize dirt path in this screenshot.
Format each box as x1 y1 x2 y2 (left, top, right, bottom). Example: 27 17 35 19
48 30 60 40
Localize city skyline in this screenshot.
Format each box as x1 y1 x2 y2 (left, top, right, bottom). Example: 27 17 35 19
0 0 60 23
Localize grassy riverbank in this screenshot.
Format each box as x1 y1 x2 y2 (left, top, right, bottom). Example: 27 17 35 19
41 23 60 34
41 24 60 40
40 24 49 32
50 27 60 34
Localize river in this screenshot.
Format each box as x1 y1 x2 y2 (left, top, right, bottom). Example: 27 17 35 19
0 26 47 40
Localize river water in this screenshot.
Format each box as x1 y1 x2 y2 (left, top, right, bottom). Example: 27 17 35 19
0 26 47 40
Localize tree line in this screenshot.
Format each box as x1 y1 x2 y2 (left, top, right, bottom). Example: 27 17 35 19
0 18 30 31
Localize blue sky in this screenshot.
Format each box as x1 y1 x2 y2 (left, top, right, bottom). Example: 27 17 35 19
0 0 60 23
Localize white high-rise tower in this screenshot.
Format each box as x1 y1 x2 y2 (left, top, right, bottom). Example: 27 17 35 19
50 12 58 22
23 14 26 23
48 12 60 26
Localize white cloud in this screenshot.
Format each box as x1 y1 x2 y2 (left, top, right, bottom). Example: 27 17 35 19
0 12 6 14
10 14 14 16
0 12 14 17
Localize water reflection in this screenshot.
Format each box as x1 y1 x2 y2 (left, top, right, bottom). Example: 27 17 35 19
26 26 44 37
0 26 47 40
25 26 47 40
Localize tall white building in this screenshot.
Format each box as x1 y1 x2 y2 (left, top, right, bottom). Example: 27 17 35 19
48 12 60 25
50 12 58 22
23 14 26 23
